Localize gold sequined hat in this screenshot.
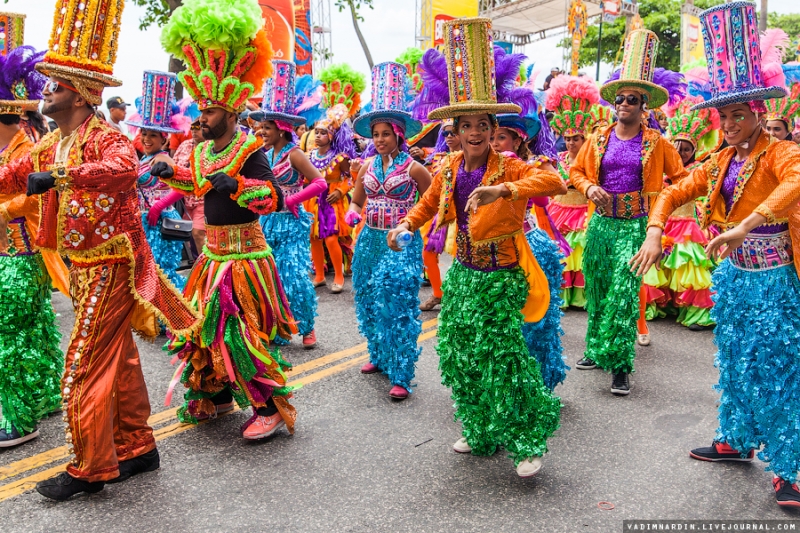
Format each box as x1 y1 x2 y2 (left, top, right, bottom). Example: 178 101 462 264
35 0 125 106
0 13 46 116
0 12 25 57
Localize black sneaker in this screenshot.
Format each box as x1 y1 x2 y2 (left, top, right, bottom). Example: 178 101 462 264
689 441 754 462
575 357 597 370
688 324 714 331
36 472 104 501
774 478 800 508
107 448 160 484
0 425 39 448
611 372 631 395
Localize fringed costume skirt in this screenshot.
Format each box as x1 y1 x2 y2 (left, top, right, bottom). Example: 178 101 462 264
167 221 298 431
549 190 589 308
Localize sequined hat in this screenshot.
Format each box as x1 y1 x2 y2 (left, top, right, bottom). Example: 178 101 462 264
427 18 521 120
249 60 305 126
601 29 669 109
692 1 787 110
666 95 723 161
0 12 25 57
0 45 46 116
353 62 423 138
36 0 125 106
126 71 182 134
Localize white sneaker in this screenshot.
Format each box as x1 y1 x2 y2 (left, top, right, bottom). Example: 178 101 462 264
516 457 543 478
637 333 651 346
453 437 472 454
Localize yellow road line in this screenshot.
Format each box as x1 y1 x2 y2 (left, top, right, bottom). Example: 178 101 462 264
0 324 439 501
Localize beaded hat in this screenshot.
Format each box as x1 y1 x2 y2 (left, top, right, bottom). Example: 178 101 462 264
427 18 521 120
126 71 183 134
764 83 800 129
546 75 600 138
0 12 25 57
249 60 305 126
666 95 723 160
600 30 669 109
161 0 273 113
692 1 787 110
36 0 125 106
353 62 423 138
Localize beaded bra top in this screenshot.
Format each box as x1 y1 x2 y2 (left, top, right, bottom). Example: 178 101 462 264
267 143 304 199
362 152 417 230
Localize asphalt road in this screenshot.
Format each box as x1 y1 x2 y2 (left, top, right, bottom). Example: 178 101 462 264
1 259 797 532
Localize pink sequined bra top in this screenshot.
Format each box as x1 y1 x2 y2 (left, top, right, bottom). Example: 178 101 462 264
267 144 304 198
362 152 417 230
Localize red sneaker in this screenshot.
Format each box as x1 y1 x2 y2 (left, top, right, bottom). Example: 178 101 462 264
242 413 285 440
389 385 409 400
689 441 754 462
360 362 380 374
302 330 317 349
774 478 800 508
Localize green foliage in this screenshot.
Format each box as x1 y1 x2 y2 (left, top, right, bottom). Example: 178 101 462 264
334 0 374 23
560 0 722 73
130 0 181 31
768 13 800 42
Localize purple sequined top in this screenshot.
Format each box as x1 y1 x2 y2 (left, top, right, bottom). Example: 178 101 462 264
721 157 788 235
454 162 493 270
599 130 643 194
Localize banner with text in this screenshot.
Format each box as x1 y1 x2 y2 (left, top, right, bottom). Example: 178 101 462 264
430 0 479 49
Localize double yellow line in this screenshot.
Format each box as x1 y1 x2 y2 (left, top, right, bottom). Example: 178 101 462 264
0 318 439 503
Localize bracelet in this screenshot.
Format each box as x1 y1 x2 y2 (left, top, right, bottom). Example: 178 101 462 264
51 165 71 192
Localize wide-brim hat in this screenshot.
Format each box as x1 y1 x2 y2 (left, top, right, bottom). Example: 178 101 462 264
497 114 541 141
600 80 670 110
353 109 423 139
248 110 306 126
35 62 121 107
0 99 39 115
429 102 521 121
691 86 787 110
601 29 669 109
125 121 182 135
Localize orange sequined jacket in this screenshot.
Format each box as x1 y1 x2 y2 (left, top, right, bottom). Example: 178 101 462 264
649 131 800 271
0 130 37 226
403 149 566 268
570 124 688 197
0 115 200 337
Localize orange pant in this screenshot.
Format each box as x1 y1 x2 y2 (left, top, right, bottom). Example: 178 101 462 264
64 259 155 482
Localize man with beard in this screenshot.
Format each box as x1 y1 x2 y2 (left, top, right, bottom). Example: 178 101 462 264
150 0 298 441
0 0 201 501
569 30 687 396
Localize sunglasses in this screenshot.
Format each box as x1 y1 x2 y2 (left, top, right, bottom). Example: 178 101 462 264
46 80 80 95
615 94 642 106
190 124 201 131
442 130 457 138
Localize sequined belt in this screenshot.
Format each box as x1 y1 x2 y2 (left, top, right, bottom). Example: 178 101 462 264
596 190 650 219
205 220 268 256
553 188 588 206
364 199 413 230
279 184 304 199
729 230 793 271
455 231 518 272
0 217 35 257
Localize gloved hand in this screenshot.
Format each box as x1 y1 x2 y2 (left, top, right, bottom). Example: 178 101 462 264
285 195 301 218
149 161 174 179
26 171 56 196
208 172 238 194
344 209 361 227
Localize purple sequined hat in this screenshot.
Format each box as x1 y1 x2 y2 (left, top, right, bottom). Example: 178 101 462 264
692 1 787 110
353 61 422 138
126 71 182 134
249 60 305 125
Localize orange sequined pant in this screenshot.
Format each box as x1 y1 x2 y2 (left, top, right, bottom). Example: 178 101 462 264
63 258 155 482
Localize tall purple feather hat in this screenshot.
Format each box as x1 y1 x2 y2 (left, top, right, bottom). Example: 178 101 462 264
0 44 46 116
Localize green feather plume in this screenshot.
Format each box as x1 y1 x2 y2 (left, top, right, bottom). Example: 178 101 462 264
319 63 367 94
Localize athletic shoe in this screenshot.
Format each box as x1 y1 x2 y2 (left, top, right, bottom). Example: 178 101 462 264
302 330 317 349
242 413 285 440
419 296 442 311
360 362 380 374
516 457 543 478
774 478 800 508
0 425 39 447
575 357 596 370
36 472 104 501
107 449 160 484
389 385 409 400
453 438 472 454
689 441 754 462
611 372 631 395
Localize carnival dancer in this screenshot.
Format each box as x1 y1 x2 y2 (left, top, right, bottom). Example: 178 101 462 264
173 112 206 254
764 79 800 141
0 39 67 448
656 95 723 329
570 30 687 395
153 0 297 440
347 61 429 400
630 1 800 508
127 71 189 291
546 75 600 309
250 60 327 348
390 18 565 477
0 0 202 500
308 64 365 292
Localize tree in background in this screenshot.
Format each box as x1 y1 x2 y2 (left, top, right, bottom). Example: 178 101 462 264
334 0 374 69
769 12 800 61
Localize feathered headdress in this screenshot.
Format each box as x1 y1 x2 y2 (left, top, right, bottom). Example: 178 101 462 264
589 103 614 132
161 0 273 113
396 47 424 95
494 47 540 140
319 63 366 118
764 83 800 129
412 48 449 121
0 45 45 115
666 95 722 161
545 75 600 138
295 74 325 127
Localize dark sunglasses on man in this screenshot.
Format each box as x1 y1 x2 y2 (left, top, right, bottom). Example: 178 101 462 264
442 130 457 138
614 94 646 106
46 79 80 95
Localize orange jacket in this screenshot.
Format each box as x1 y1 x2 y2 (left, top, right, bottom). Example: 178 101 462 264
570 124 688 197
649 131 800 270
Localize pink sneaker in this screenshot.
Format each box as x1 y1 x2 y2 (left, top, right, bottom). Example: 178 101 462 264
360 362 380 374
242 413 285 440
389 385 409 400
302 330 317 349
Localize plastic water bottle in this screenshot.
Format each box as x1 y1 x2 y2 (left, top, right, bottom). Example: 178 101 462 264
396 230 413 249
